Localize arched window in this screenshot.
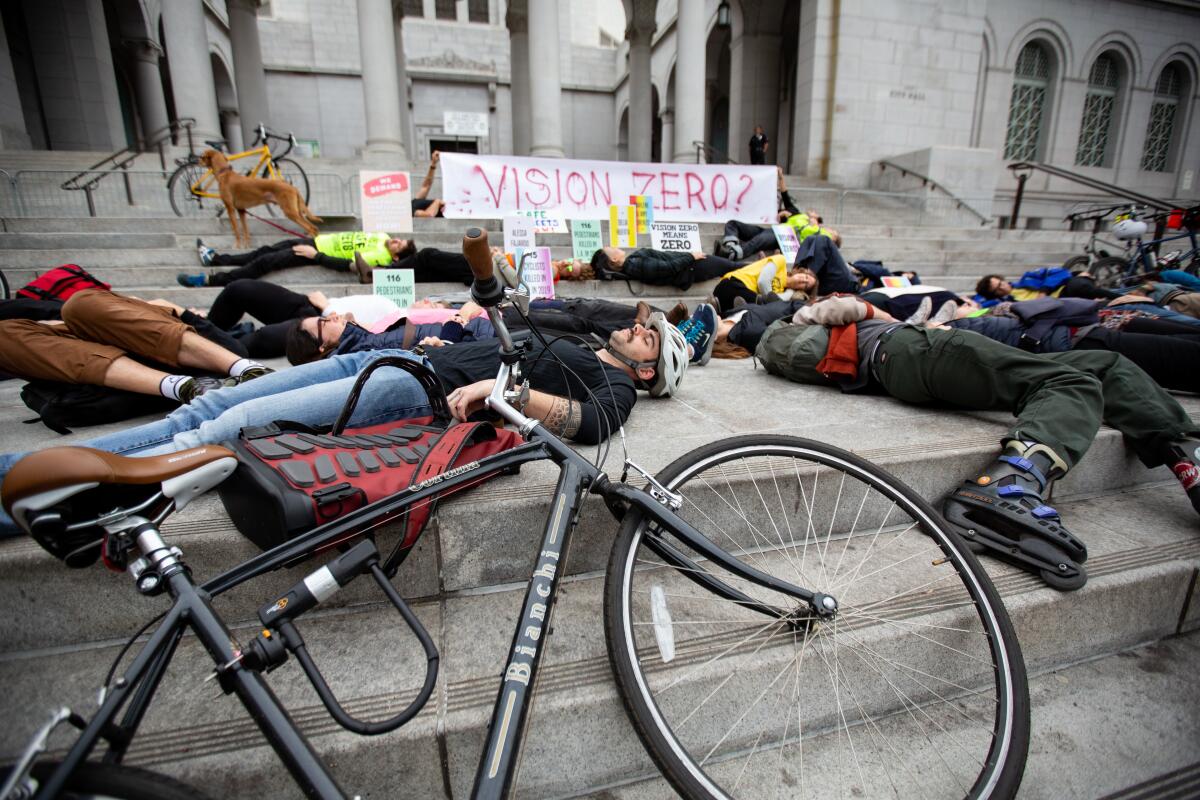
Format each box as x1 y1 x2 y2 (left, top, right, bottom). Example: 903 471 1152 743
1141 63 1184 172
1005 42 1052 161
1075 53 1120 167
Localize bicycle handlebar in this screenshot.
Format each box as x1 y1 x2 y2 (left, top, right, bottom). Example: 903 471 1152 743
464 228 505 307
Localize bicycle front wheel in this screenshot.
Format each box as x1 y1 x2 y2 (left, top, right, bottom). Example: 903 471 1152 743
168 163 215 217
270 158 310 204
1090 255 1130 288
18 760 213 799
604 434 1029 800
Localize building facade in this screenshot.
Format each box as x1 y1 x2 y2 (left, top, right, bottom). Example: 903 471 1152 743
1 0 1197 225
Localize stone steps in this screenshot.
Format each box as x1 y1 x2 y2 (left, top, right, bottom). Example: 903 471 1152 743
0 483 1195 798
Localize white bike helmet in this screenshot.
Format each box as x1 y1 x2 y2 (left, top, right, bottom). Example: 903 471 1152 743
1111 217 1148 240
603 312 689 397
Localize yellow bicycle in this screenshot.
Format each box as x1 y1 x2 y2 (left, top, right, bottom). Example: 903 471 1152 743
168 124 310 217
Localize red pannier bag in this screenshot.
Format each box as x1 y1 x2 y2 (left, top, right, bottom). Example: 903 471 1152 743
216 356 522 566
17 264 111 301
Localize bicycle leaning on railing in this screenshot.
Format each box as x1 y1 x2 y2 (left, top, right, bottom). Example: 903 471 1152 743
0 228 1030 800
1063 203 1200 288
167 124 310 218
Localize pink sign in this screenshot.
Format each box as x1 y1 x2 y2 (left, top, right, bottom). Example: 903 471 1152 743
440 153 777 224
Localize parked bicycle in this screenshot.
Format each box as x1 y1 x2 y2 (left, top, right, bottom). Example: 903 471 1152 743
167 124 310 218
0 229 1030 800
1063 203 1200 288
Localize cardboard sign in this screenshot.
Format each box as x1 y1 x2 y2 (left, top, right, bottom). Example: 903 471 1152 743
440 153 778 223
772 224 801 264
571 219 603 260
513 208 567 233
881 275 913 288
650 222 701 253
372 268 415 307
608 205 637 248
503 216 536 253
360 171 413 233
629 195 654 233
514 247 555 300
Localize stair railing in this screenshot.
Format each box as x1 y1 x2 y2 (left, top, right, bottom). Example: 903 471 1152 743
875 160 990 226
1006 160 1181 232
692 140 736 164
59 118 196 216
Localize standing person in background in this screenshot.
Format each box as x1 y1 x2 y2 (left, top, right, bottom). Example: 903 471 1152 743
748 125 769 165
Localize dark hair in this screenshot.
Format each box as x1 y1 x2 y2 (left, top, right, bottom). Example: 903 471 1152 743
395 239 417 261
589 248 612 275
975 274 1006 300
285 319 323 366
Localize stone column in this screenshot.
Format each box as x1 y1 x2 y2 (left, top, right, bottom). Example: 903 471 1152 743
0 12 30 149
127 40 170 146
626 17 655 162
356 0 407 157
526 0 564 157
506 1 531 156
227 0 271 147
161 0 222 142
659 108 674 162
672 0 705 162
392 1 414 156
220 109 244 152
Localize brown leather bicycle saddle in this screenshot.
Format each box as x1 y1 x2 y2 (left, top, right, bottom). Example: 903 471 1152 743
2 446 235 514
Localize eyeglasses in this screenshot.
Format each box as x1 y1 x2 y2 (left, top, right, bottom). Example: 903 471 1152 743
313 316 327 348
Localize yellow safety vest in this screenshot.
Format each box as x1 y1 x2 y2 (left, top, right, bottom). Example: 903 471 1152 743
725 255 789 295
784 212 828 242
315 232 394 266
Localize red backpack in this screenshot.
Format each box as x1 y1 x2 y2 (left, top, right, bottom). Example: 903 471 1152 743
17 265 110 301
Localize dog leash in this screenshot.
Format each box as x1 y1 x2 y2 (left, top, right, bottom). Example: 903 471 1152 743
243 208 308 238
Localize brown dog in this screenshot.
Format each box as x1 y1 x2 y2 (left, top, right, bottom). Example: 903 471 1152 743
200 149 322 247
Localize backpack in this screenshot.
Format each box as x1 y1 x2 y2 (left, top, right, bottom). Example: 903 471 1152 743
753 319 838 387
1012 267 1072 293
16 265 111 302
1007 297 1102 351
20 381 175 435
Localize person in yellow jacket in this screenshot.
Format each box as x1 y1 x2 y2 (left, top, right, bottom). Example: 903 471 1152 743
711 254 818 312
180 232 417 287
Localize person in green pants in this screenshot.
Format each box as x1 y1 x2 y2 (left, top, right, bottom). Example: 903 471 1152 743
756 296 1200 590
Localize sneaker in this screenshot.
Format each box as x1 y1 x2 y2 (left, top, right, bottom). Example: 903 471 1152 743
1164 438 1200 517
678 303 717 365
666 301 689 327
177 376 235 404
352 251 373 284
929 299 959 326
904 296 933 324
176 272 207 288
196 238 216 267
720 239 744 261
634 301 652 326
235 366 275 384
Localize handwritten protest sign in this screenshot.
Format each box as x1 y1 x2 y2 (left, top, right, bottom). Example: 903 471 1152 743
650 222 701 252
440 153 776 223
360 171 413 233
609 205 637 247
629 195 654 233
881 275 912 288
571 219 602 260
372 269 415 306
503 216 535 253
513 208 567 233
772 224 801 264
515 247 555 300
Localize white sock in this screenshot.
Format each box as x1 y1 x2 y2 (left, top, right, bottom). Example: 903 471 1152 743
159 374 191 400
228 358 264 378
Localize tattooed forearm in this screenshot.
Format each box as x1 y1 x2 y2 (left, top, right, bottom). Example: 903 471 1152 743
544 396 583 438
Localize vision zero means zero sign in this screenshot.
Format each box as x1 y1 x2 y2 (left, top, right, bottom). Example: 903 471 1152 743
650 222 701 252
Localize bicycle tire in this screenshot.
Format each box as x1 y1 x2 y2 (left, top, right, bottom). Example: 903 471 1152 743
604 434 1030 800
1061 254 1090 273
0 269 9 300
270 158 310 205
168 163 217 218
1090 255 1131 288
17 760 214 799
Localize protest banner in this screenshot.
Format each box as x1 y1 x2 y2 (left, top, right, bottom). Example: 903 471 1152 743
503 216 536 253
440 153 776 223
571 219 602 260
372 269 415 306
609 205 637 247
650 222 701 252
516 247 555 300
360 171 413 233
772 224 801 264
512 208 568 233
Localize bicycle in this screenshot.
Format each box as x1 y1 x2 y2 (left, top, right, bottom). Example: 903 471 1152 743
167 124 310 218
0 229 1030 799
1063 203 1200 288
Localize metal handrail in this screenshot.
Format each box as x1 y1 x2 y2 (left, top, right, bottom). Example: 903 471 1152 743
875 160 989 226
61 118 196 193
1005 161 1183 233
692 140 736 164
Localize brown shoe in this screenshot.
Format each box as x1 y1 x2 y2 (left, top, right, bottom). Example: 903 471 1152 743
352 251 373 284
666 301 688 326
634 301 652 326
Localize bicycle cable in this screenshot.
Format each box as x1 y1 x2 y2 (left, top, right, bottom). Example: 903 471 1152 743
100 609 167 703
